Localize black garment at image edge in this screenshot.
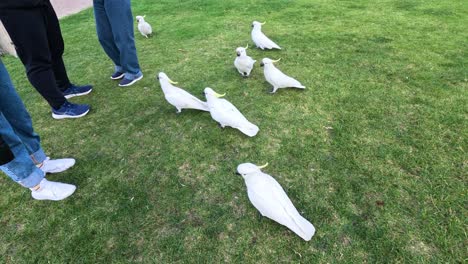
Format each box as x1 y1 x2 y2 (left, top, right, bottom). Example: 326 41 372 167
0 136 14 165
0 0 46 10
0 0 72 109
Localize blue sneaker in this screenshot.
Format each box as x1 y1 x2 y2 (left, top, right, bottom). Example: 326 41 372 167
110 71 125 80
118 73 143 87
62 84 93 99
52 102 90 119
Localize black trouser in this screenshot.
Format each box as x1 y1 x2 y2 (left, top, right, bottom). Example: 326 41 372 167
0 1 71 109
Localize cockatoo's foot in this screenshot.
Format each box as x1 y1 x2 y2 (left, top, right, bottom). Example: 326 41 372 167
269 88 277 94
176 109 182 114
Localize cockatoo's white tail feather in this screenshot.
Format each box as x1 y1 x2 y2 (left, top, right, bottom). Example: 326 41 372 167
184 96 209 111
291 214 316 241
200 102 209 111
270 42 281 50
237 123 259 137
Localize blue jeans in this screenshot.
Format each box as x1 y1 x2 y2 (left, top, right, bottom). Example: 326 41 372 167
0 60 46 188
93 0 142 79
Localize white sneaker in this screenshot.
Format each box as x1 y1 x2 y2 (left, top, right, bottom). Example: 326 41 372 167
39 157 76 174
31 179 76 201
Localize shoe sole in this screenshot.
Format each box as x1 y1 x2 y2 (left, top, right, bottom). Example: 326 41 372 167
118 75 143 87
64 88 93 99
111 73 125 80
52 109 90 120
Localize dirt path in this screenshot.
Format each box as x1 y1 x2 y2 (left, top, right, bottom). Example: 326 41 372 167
50 0 93 18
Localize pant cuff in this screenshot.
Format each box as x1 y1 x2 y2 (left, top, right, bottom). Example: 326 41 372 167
114 65 123 72
18 168 44 188
124 70 142 80
30 147 47 165
1 163 45 188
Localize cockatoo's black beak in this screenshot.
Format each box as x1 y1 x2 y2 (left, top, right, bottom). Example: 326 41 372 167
156 76 159 80
236 172 241 175
260 62 264 67
236 52 241 57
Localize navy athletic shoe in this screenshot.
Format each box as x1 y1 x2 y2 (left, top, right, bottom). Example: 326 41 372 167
111 71 125 80
52 102 90 119
118 73 143 87
62 84 93 99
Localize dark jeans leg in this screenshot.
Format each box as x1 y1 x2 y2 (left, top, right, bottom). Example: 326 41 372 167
103 0 141 76
0 8 67 109
0 60 44 160
0 114 45 188
93 0 123 69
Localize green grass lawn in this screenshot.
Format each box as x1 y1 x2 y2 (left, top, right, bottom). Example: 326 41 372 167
1 0 467 262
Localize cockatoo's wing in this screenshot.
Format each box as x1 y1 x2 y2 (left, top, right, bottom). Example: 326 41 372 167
235 57 256 76
252 31 281 50
165 88 209 111
267 67 305 89
215 99 249 123
144 23 152 34
234 58 245 75
267 177 315 240
246 174 315 240
246 57 256 71
139 23 152 35
210 99 259 137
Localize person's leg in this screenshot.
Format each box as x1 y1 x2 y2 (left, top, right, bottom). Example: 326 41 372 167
0 114 44 188
0 8 67 110
0 9 90 119
93 0 123 74
104 0 143 85
41 1 71 91
0 133 76 201
41 1 93 98
0 59 76 172
0 60 45 163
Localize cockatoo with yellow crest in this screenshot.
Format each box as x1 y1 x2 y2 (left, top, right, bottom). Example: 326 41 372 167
251 21 281 50
204 88 259 137
234 44 256 77
136 15 152 38
237 162 316 241
260 58 306 93
157 72 209 113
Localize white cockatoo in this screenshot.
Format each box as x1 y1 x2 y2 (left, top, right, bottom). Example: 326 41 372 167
157 72 209 113
237 162 316 241
136 15 153 38
234 44 256 77
251 21 281 50
204 88 259 137
261 58 306 93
